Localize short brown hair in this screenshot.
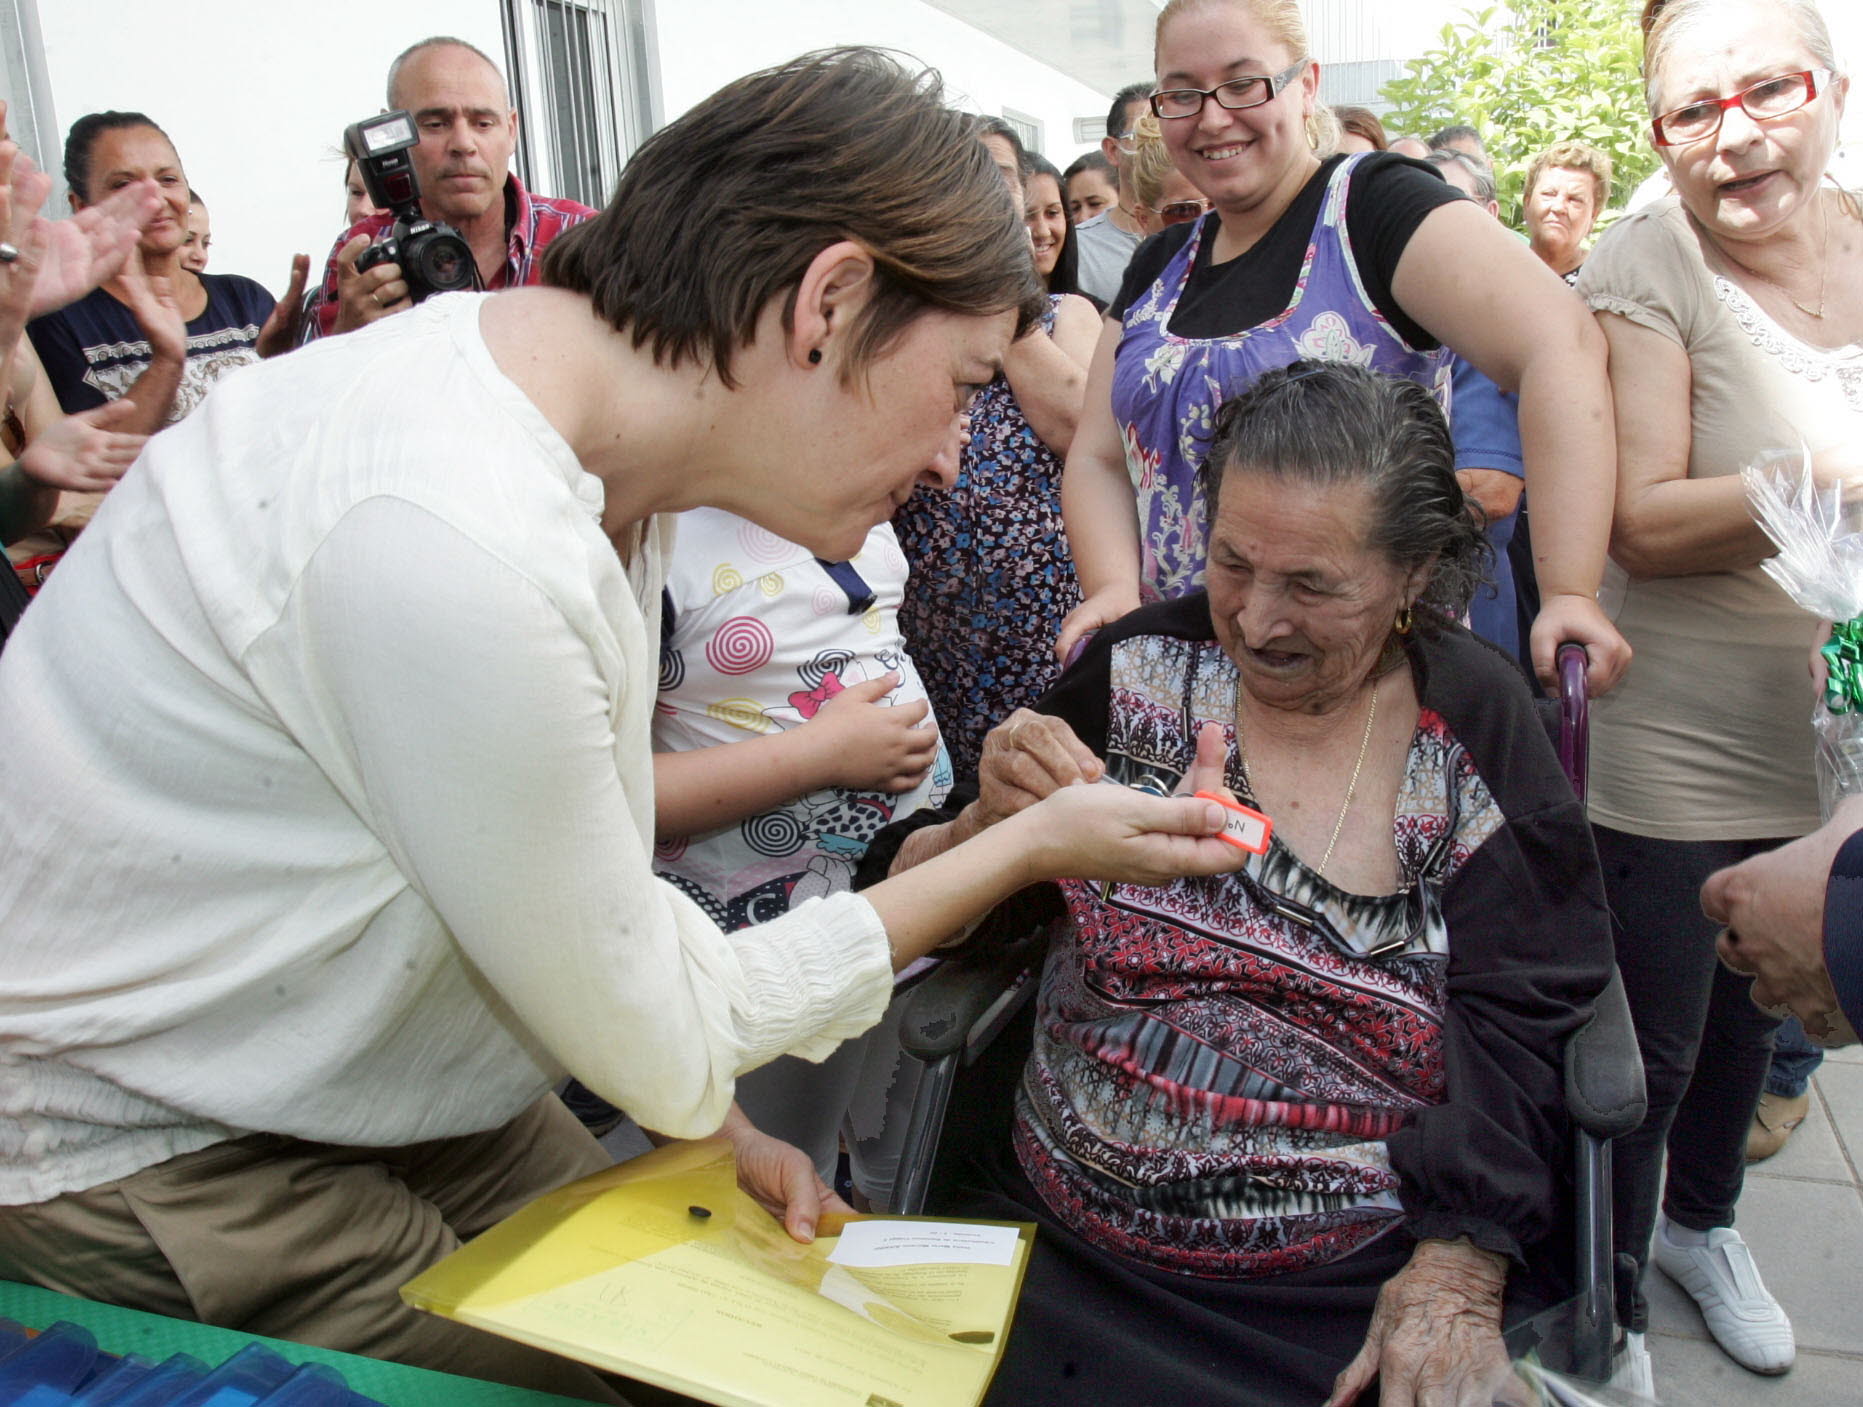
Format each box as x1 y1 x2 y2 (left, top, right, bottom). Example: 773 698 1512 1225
1332 105 1388 151
542 48 1044 389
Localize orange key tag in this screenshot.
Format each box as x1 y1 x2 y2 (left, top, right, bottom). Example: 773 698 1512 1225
1194 790 1272 855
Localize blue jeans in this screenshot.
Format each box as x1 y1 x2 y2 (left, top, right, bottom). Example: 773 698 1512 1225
1766 1016 1823 1098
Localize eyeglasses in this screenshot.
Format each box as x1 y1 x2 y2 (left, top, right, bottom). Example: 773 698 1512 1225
1149 59 1309 122
1652 69 1828 147
1159 198 1211 224
1133 197 1213 225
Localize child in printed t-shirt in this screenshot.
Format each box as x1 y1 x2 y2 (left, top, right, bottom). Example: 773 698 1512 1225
573 506 950 1209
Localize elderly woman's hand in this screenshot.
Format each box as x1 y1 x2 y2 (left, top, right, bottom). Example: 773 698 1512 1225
972 708 1104 831
1325 1238 1529 1407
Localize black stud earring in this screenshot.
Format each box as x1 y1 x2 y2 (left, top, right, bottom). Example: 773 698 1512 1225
807 349 822 365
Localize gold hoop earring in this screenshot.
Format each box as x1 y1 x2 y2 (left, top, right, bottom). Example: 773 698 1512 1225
1395 605 1414 636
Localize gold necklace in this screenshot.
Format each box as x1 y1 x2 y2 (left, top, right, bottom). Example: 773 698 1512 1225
1722 195 1829 320
1235 676 1379 879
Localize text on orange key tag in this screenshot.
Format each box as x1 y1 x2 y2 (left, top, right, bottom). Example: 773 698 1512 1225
1193 791 1273 855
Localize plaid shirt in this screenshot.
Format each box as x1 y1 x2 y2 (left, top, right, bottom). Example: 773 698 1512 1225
306 172 594 340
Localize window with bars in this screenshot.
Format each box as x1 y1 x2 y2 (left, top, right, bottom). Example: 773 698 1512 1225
501 0 658 210
1001 107 1043 159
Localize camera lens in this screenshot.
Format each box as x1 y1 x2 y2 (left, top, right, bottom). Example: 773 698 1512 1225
412 232 474 293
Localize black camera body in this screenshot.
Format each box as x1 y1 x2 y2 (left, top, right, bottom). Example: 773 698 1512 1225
342 110 480 302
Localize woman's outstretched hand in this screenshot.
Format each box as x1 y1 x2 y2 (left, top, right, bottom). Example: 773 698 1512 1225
1009 778 1245 890
720 1103 852 1245
1324 1237 1530 1407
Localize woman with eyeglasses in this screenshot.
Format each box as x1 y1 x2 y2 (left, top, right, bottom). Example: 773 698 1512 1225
1126 115 1213 237
874 362 1614 1407
1056 0 1630 700
1574 0 1860 1384
892 119 1100 785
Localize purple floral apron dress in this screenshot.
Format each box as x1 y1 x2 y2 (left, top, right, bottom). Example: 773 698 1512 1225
1110 153 1453 599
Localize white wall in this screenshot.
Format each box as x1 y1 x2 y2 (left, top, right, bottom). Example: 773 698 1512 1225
37 0 508 289
38 0 1111 289
650 0 1114 171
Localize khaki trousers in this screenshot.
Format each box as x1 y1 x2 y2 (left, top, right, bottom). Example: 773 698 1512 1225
0 1096 628 1403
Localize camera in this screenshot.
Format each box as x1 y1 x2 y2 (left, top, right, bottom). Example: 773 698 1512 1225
342 109 480 303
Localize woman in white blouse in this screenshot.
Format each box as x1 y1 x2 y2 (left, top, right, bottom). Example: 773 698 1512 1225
0 51 1245 1398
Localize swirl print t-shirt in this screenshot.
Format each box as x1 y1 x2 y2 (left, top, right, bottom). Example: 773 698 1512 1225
651 507 952 931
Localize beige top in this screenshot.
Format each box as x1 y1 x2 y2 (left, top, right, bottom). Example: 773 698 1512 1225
1578 196 1863 841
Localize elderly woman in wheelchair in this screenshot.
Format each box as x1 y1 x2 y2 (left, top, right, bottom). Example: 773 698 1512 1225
879 362 1617 1406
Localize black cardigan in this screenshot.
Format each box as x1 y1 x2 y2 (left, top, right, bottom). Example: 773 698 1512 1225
865 594 1616 1262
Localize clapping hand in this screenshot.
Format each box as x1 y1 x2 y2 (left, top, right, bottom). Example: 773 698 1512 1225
256 254 312 357
112 250 187 364
0 103 158 324
17 400 147 492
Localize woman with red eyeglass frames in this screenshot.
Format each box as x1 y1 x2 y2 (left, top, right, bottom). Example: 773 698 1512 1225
1574 0 1860 1387
1055 0 1630 700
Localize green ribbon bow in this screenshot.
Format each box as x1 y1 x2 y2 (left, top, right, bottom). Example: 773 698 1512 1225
1821 617 1863 714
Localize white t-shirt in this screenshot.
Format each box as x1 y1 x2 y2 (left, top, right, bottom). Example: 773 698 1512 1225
0 294 893 1205
652 508 951 925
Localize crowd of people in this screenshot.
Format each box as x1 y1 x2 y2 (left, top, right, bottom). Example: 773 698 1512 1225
1 0 1859 1403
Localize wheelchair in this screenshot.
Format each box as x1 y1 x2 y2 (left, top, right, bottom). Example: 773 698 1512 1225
887 644 1648 1385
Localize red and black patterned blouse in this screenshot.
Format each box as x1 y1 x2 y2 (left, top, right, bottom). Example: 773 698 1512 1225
1008 595 1613 1279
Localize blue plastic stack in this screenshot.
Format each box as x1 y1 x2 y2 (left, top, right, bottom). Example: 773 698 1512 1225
0 1321 386 1406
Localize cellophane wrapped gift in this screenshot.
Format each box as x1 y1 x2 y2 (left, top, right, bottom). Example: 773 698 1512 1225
1744 450 1863 819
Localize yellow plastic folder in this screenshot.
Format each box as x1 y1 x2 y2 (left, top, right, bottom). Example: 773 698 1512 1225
401 1138 1034 1407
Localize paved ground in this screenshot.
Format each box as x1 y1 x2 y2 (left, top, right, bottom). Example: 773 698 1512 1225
1636 1039 1863 1403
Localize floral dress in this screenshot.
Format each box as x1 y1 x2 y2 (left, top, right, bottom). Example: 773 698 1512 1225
1112 154 1453 600
894 297 1081 783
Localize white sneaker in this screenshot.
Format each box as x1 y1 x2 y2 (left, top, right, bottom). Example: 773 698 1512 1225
1608 1329 1656 1400
1651 1216 1794 1374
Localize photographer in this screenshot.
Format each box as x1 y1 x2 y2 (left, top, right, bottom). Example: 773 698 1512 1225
306 37 593 340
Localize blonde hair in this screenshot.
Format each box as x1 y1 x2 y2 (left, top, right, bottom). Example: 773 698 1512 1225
1151 0 1321 153
1524 141 1614 210
1129 115 1178 212
1306 104 1341 156
1154 0 1308 63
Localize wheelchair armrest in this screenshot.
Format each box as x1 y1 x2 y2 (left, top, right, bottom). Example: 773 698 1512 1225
1563 967 1648 1141
899 923 1049 1063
